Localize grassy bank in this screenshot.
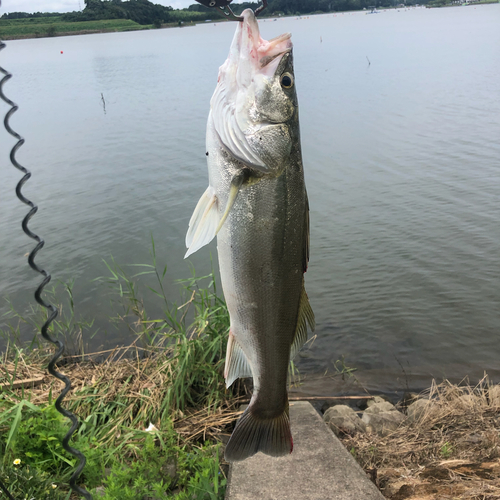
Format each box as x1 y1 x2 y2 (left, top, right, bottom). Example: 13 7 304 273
0 344 241 499
0 12 227 40
2 250 499 499
0 16 154 39
0 254 242 499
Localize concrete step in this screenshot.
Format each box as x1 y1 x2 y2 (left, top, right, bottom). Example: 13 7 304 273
225 401 385 500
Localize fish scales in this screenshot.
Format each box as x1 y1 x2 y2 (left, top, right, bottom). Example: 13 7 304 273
217 135 305 407
185 9 314 461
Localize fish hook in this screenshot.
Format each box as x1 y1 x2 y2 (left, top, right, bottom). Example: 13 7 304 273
218 4 243 22
194 0 267 22
254 0 268 17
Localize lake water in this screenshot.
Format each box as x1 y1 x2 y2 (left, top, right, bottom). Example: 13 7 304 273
1 5 499 396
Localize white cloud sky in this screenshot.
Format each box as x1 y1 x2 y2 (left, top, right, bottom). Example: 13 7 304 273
0 0 197 14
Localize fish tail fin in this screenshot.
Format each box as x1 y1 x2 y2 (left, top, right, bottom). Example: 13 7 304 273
224 402 292 462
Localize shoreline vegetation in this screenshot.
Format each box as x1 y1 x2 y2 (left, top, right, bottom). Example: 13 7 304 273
342 379 500 500
0 260 241 499
1 252 499 499
1 0 498 41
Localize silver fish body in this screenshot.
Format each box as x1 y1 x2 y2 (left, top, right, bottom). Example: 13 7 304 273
185 9 314 461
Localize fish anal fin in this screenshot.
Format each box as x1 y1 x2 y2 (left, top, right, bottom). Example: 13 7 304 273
185 186 219 258
290 282 316 361
224 402 292 462
225 330 253 388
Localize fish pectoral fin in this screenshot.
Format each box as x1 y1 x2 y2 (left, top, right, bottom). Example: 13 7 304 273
185 186 219 258
224 330 253 388
290 282 316 361
215 172 246 235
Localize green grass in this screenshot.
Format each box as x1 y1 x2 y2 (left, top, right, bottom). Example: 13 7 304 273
168 10 222 22
0 239 234 499
1 410 226 499
0 17 146 39
0 10 229 39
0 16 66 25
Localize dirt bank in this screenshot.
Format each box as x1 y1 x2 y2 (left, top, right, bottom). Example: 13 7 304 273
338 378 500 499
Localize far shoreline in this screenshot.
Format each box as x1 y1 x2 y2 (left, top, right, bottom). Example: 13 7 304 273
3 3 497 42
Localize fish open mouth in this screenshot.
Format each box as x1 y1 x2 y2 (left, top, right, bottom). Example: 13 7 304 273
258 33 292 70
217 8 294 99
210 9 294 171
229 9 292 78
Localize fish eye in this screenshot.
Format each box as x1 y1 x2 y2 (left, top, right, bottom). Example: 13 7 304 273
280 73 294 89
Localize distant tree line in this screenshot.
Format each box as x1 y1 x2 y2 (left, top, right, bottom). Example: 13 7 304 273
231 0 431 13
61 0 174 25
186 0 431 16
1 11 61 19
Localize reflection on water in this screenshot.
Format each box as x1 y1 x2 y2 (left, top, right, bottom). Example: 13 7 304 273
1 5 499 393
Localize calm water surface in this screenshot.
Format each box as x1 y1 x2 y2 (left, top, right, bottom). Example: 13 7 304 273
1 5 499 394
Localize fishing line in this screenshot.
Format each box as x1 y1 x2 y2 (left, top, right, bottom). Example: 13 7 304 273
0 7 93 499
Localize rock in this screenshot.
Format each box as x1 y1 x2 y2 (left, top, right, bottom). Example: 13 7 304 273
94 486 106 498
366 396 388 408
320 400 344 413
324 405 366 436
489 386 500 407
320 399 363 414
362 411 405 436
407 398 431 422
399 392 420 409
160 458 177 481
364 401 397 414
464 433 483 444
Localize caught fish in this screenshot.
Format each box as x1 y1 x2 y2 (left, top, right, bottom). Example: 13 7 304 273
185 9 314 461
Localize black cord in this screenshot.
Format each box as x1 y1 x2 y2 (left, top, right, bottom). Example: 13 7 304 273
0 17 93 500
0 477 16 500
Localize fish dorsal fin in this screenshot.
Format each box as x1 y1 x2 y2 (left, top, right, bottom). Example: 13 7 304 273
290 283 315 361
225 330 253 388
185 186 219 258
303 192 310 273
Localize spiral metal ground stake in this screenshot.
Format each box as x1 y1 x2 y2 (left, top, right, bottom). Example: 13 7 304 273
0 30 93 500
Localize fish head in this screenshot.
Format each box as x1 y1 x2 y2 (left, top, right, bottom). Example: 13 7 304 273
211 9 298 172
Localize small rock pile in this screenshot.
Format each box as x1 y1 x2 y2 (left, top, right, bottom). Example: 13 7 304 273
323 395 428 437
322 381 500 500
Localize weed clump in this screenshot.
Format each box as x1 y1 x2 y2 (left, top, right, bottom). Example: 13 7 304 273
0 249 243 499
